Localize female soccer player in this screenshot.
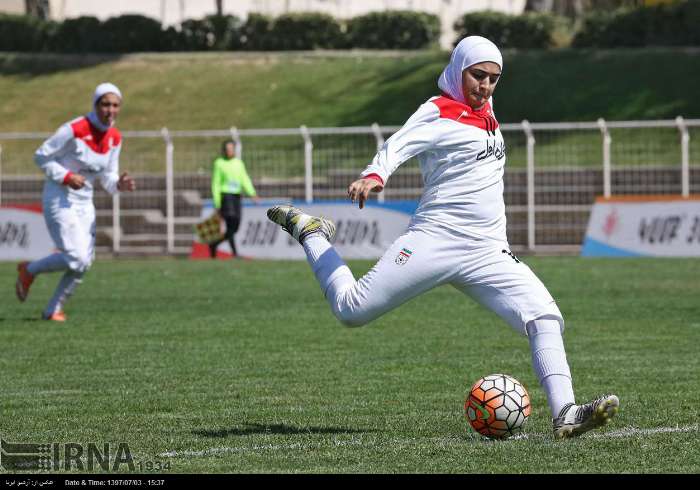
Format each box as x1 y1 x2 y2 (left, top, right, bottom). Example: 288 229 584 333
267 36 619 439
15 82 136 321
209 140 258 258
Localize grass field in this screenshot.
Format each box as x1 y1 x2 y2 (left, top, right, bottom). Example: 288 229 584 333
1 257 699 473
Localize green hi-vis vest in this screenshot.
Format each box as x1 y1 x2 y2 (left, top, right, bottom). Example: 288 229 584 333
211 157 257 208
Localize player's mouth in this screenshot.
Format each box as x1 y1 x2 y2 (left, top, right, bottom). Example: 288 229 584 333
471 92 487 101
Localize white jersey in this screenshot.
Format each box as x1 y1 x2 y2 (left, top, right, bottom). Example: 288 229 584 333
362 95 507 242
35 115 122 205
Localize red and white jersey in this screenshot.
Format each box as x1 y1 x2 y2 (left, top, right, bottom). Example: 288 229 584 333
35 116 122 204
362 95 507 241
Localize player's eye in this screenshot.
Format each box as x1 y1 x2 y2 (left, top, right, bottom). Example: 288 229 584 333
469 70 487 81
469 70 501 84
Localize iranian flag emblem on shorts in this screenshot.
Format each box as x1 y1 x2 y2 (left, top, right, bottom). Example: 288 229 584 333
395 248 413 265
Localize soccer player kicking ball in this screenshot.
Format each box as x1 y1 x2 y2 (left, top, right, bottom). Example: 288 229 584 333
15 83 136 321
268 37 619 439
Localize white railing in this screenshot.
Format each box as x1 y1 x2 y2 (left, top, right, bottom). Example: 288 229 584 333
1 118 698 254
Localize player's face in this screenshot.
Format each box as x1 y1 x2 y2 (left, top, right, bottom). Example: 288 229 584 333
462 62 501 110
224 143 235 159
96 93 121 126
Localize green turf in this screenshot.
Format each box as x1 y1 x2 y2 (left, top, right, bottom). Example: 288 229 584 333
1 257 699 473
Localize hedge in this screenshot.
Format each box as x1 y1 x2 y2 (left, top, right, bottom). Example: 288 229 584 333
573 0 700 47
179 15 243 51
0 11 440 52
453 10 557 49
266 13 344 50
346 11 440 49
0 14 50 51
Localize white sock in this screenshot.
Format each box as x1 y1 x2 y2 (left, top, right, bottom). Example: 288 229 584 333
302 234 355 303
44 270 83 316
27 253 69 276
527 318 575 418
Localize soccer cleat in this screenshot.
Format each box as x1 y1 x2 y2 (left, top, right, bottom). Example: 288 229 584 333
267 205 336 243
42 311 67 322
16 261 35 303
553 394 620 439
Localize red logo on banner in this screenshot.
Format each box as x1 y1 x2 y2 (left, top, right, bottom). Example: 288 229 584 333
603 208 619 238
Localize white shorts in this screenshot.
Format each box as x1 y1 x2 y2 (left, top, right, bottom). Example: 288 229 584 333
339 225 563 335
44 198 96 273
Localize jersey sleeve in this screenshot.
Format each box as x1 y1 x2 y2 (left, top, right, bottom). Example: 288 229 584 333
99 142 121 195
211 158 222 209
34 124 74 184
360 101 440 185
239 161 257 197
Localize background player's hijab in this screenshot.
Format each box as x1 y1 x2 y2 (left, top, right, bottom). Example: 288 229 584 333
438 36 503 105
88 82 122 131
92 82 122 108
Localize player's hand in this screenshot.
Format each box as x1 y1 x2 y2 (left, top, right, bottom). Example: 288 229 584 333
117 172 136 192
348 177 383 209
65 173 86 190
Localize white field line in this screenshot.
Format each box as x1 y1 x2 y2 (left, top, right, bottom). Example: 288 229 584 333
160 425 699 459
593 424 699 438
159 437 367 458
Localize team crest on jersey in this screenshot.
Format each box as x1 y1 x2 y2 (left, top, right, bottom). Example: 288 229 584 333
395 248 413 265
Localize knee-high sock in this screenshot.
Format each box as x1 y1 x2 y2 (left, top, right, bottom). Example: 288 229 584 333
27 253 69 276
44 270 84 316
527 318 575 418
302 235 355 305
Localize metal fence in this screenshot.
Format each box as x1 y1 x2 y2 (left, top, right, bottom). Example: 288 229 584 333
1 117 699 255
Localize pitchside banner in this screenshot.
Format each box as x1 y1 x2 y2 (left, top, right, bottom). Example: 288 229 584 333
581 196 700 257
191 200 417 259
0 204 55 261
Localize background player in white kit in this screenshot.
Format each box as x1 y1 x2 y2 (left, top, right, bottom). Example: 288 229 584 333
15 83 136 321
268 36 620 439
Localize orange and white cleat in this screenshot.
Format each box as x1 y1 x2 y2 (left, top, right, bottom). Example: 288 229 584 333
42 311 67 322
15 261 35 302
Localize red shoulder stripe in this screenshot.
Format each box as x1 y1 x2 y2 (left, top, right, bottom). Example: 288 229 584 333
70 117 121 154
430 96 499 135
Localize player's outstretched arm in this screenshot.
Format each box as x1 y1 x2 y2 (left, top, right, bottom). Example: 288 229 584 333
348 177 383 209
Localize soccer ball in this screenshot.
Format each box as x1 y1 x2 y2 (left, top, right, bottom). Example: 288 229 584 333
465 373 531 440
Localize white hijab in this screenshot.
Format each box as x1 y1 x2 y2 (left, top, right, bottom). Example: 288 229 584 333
438 36 503 104
88 82 122 131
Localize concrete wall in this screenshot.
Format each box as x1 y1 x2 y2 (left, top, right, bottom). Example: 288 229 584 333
0 0 25 15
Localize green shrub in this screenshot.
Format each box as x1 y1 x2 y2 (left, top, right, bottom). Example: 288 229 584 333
453 10 557 49
180 15 243 51
346 11 440 49
239 13 274 50
269 13 343 50
51 16 102 53
573 0 700 47
100 15 164 52
0 14 47 51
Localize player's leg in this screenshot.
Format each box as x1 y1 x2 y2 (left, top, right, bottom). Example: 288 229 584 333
42 204 95 320
17 202 77 302
225 214 240 256
268 205 455 327
452 244 618 437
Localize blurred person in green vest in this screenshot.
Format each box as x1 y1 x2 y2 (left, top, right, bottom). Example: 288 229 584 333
210 140 259 258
